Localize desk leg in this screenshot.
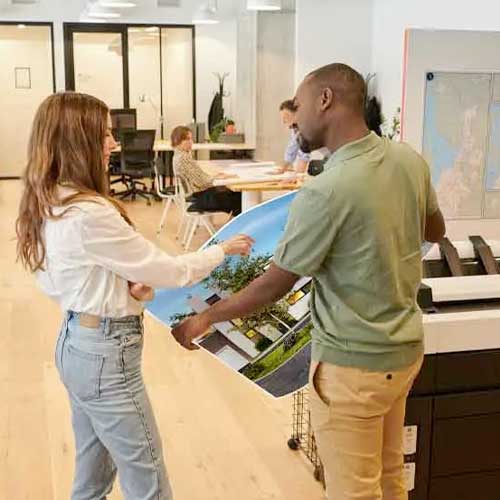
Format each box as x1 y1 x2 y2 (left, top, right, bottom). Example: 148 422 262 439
242 191 263 212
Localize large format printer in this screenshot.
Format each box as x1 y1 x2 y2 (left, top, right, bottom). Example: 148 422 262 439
407 236 500 500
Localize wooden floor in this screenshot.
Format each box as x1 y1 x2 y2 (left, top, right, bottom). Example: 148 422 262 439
0 180 324 500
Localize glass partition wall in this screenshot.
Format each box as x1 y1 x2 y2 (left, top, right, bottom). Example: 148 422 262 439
64 23 195 140
73 31 125 109
0 23 55 178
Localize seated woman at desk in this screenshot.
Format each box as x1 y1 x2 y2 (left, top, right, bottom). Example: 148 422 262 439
171 126 242 216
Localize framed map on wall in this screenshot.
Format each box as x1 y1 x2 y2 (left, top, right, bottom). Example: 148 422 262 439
422 72 500 219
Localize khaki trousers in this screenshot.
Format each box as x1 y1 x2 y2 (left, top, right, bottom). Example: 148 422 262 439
309 354 423 500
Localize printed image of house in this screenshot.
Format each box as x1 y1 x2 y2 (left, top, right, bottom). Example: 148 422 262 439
187 275 313 371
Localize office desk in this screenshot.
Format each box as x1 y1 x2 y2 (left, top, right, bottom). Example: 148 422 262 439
113 141 255 153
228 181 299 211
198 160 300 211
113 142 255 188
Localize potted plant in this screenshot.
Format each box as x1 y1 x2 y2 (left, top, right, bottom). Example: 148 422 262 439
225 119 236 134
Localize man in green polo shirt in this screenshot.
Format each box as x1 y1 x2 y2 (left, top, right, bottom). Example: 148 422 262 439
172 63 445 500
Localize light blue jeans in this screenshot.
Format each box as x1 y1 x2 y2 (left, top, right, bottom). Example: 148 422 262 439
55 311 173 500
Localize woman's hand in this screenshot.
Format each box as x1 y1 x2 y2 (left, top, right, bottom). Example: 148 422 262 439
128 282 155 302
220 234 255 256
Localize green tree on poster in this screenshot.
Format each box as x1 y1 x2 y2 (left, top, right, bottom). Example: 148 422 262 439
203 254 296 332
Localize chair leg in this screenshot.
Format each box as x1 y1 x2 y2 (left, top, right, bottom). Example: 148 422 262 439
201 216 216 236
176 213 186 240
136 190 152 205
184 217 198 250
182 217 193 246
157 197 172 234
118 189 133 200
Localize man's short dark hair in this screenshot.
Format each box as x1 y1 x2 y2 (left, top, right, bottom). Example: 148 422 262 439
279 99 297 112
307 63 367 114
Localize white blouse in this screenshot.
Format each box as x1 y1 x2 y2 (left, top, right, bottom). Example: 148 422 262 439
36 189 225 318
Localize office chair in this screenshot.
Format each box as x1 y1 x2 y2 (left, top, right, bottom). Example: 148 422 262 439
175 175 220 250
154 159 180 235
110 108 137 138
115 130 156 205
109 109 138 191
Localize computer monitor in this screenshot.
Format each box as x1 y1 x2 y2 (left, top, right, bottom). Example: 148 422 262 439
110 108 137 139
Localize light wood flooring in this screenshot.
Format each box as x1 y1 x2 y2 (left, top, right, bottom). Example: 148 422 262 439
0 180 324 500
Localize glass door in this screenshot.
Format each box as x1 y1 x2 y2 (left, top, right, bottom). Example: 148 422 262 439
64 23 196 139
128 27 162 135
65 24 128 109
161 27 195 137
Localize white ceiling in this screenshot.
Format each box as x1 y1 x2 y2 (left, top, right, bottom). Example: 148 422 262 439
0 0 296 21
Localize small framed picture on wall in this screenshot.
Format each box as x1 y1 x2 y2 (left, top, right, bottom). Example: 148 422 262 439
15 67 31 89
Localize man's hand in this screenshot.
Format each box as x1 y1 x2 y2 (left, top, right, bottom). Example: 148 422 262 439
171 314 211 351
171 264 299 352
128 282 155 302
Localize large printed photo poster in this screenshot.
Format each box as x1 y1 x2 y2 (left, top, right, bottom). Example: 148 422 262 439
147 192 313 398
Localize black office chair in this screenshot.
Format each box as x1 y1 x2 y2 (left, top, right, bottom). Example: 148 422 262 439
307 159 327 177
114 130 156 205
110 108 137 137
109 109 138 191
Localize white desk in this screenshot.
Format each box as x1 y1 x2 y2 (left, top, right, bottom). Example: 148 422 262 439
114 141 255 153
198 160 300 211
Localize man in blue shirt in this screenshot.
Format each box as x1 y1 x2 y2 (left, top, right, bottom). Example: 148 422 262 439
279 99 311 173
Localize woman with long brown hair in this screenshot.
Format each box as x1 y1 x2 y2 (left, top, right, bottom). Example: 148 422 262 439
16 92 253 500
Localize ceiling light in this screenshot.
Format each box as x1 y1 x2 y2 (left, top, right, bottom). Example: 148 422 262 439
145 26 158 32
247 0 281 10
158 0 180 6
193 0 219 25
85 0 122 17
17 24 27 29
99 0 137 7
80 5 110 21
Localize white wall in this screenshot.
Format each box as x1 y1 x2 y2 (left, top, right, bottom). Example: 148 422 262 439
256 10 295 162
235 9 257 147
195 21 237 130
295 0 373 86
0 24 53 176
0 0 238 130
372 0 500 126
